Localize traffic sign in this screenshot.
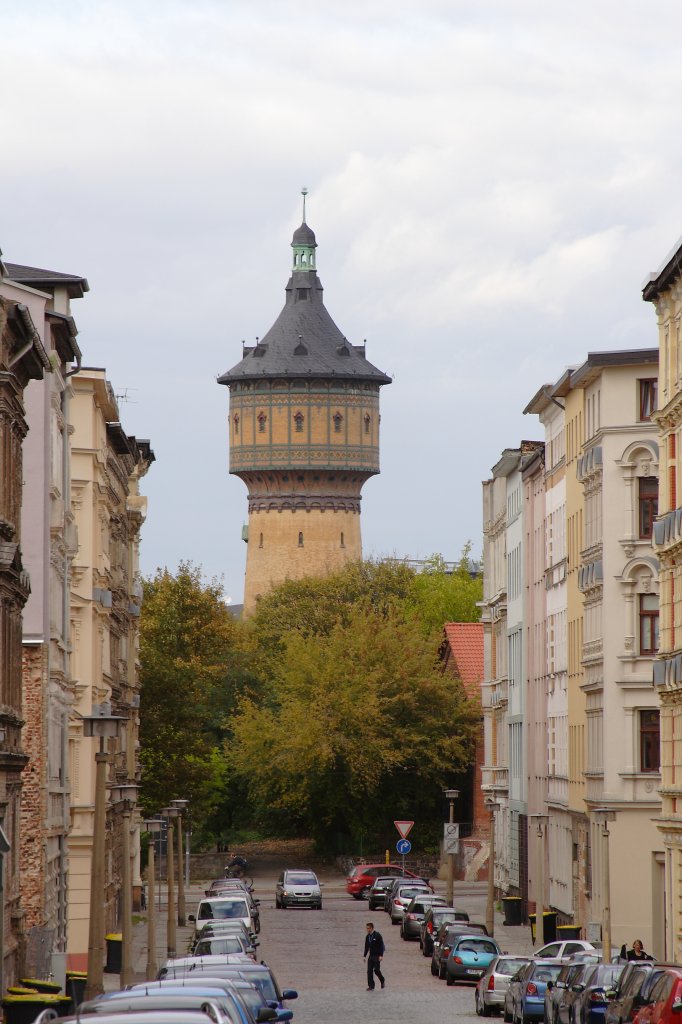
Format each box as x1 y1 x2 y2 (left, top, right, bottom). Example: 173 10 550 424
394 820 414 839
396 839 412 855
444 822 459 855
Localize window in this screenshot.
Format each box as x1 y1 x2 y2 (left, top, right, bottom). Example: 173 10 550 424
638 477 658 538
294 412 304 433
639 594 659 654
257 412 267 433
364 414 371 435
298 532 304 547
640 710 660 772
259 532 263 549
340 531 345 548
333 413 343 433
233 413 240 435
639 379 658 421
297 288 307 300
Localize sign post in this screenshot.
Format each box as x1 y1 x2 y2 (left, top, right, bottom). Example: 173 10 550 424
396 838 412 873
394 821 414 874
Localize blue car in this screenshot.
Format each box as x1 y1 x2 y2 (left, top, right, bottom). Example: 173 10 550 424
445 935 502 986
507 960 564 1023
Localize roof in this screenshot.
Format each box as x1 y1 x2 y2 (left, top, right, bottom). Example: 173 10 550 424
642 235 682 302
218 225 390 387
4 262 89 299
442 623 484 694
292 221 316 246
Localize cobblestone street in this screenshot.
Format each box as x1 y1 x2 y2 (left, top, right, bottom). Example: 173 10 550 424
122 865 535 1024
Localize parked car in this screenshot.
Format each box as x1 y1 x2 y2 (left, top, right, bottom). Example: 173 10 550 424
421 906 470 957
368 877 402 911
345 863 419 899
445 935 502 986
153 966 298 1009
630 968 682 1024
546 959 602 1024
505 959 563 1023
205 879 254 897
535 940 597 962
79 990 276 1024
476 956 532 1017
59 1013 216 1024
385 876 432 921
126 979 292 1023
431 922 490 979
160 954 255 975
571 963 624 1024
275 870 322 910
400 895 448 940
555 962 602 1024
190 895 259 936
606 963 677 1024
192 921 257 954
193 934 257 959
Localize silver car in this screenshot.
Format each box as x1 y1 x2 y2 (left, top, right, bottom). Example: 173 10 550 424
275 869 322 909
475 955 531 1015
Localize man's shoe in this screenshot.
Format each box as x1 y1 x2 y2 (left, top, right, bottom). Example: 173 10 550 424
380 981 385 989
366 987 375 991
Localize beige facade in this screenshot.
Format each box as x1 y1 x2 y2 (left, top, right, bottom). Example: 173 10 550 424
644 240 682 959
67 368 153 970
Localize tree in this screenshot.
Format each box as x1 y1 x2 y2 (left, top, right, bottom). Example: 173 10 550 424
228 601 480 849
407 548 482 633
138 563 246 830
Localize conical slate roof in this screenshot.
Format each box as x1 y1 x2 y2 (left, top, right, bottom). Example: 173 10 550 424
218 225 390 387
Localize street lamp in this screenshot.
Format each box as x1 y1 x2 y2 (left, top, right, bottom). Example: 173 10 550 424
143 818 164 980
529 814 549 948
444 788 460 907
593 808 616 961
82 706 127 1001
171 799 189 926
111 783 139 988
163 806 179 957
484 798 500 937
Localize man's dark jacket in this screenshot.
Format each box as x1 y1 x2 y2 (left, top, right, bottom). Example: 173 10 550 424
364 930 385 958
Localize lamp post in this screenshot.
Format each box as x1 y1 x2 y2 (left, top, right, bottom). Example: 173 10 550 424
171 799 189 927
444 788 460 907
485 799 500 937
594 808 616 961
143 818 163 980
529 814 549 948
111 784 139 988
82 707 127 1001
163 806 179 957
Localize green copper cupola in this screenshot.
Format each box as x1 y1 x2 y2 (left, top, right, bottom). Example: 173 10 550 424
291 188 317 271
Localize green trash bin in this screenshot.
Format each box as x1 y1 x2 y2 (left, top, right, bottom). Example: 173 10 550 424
105 932 123 973
19 981 62 995
2 994 71 1024
557 924 582 940
65 972 88 1011
529 911 558 944
502 896 524 926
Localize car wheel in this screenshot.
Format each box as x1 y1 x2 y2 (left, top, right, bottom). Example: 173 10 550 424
439 961 446 980
446 974 455 987
431 959 439 977
422 943 430 958
503 1003 512 1022
475 993 482 1016
352 893 363 900
316 903 322 910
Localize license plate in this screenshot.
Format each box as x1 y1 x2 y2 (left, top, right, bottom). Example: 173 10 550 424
466 969 483 976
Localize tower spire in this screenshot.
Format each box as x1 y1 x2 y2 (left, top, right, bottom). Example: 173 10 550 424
301 187 308 223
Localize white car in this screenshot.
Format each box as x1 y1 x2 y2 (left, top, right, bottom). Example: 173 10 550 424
189 895 257 937
534 939 596 961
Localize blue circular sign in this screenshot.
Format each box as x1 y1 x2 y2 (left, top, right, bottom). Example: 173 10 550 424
396 838 412 855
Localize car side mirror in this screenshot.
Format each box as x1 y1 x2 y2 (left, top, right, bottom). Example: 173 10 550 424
671 1000 682 1014
256 1009 278 1022
572 985 585 994
254 940 260 947
276 1013 293 1022
281 990 298 1001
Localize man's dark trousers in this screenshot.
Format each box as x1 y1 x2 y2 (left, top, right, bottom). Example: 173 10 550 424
367 955 384 989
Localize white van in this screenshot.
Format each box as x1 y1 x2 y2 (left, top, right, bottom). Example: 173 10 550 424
190 895 256 937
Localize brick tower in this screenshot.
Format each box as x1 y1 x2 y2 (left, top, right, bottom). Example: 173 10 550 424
218 198 391 612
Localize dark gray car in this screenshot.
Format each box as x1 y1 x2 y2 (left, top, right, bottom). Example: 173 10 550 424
400 895 448 940
420 906 470 957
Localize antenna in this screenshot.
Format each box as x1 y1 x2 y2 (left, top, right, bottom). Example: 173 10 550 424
115 387 138 404
301 187 308 222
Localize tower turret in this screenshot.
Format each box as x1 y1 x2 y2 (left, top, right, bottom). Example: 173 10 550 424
218 198 390 612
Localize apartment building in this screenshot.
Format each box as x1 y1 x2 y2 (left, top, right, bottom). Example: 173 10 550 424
643 237 682 959
67 368 153 970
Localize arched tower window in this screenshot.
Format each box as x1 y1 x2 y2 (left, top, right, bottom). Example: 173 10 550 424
333 412 343 433
340 531 345 548
294 412 304 433
298 531 304 547
259 532 264 549
364 414 370 435
233 413 240 435
257 412 267 433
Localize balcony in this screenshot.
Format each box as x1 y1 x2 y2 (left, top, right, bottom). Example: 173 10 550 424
482 765 509 792
654 507 682 554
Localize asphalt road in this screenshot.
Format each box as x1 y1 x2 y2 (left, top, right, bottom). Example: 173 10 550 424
254 871 483 1024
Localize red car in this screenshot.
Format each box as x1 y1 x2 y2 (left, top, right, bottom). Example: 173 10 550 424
634 968 682 1024
346 863 421 899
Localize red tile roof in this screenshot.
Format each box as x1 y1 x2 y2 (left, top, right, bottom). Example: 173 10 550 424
442 622 484 694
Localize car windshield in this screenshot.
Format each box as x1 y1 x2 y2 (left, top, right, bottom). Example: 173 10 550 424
237 972 279 1003
458 939 498 955
286 873 317 885
195 938 245 955
199 900 249 920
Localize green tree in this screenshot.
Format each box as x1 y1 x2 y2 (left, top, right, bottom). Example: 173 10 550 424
229 602 480 849
407 548 482 633
138 563 245 830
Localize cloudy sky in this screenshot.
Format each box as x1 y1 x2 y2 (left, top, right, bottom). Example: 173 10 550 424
3 0 682 601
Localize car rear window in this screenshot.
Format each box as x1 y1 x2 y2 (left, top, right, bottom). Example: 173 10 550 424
195 937 245 955
498 959 529 975
199 899 249 920
532 965 562 982
457 939 498 955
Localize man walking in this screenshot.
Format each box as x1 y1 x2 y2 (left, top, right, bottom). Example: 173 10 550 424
363 922 385 990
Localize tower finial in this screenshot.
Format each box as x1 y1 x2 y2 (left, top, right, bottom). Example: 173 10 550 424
301 187 308 223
